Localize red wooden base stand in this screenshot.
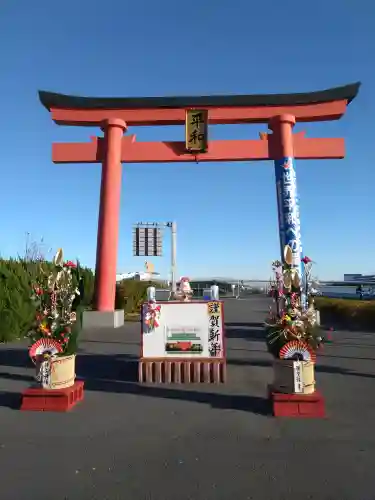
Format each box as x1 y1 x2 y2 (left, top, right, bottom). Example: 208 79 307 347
268 386 325 418
139 359 226 383
21 380 84 412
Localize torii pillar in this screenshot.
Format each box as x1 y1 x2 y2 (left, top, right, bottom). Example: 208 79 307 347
269 115 302 272
95 119 126 313
270 114 307 308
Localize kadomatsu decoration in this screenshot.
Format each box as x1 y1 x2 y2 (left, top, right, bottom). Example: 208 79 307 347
265 245 324 360
28 248 82 390
265 245 324 395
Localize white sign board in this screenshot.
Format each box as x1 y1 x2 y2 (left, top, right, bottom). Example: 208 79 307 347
141 301 224 359
293 361 304 393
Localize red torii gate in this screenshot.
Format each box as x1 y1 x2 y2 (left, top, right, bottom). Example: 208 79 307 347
39 82 360 325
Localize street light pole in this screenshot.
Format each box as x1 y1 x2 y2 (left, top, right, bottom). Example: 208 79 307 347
170 221 177 296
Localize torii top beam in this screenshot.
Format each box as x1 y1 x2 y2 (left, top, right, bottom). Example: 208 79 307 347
39 82 360 127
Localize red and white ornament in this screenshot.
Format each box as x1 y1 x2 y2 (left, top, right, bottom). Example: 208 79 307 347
29 338 63 361
279 340 316 363
144 302 161 330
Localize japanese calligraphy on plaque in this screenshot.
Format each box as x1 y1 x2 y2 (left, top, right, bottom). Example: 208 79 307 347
207 301 223 358
185 109 208 153
293 361 304 393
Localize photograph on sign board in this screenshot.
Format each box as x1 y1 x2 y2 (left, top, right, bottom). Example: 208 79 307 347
165 326 203 354
142 301 224 359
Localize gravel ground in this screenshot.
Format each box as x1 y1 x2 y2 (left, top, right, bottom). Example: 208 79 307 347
0 296 374 500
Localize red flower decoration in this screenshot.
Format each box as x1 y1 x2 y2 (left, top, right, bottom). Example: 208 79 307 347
64 260 77 268
34 287 43 296
301 256 312 264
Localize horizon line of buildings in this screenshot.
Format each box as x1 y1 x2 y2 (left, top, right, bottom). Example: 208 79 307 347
115 271 375 285
344 273 375 282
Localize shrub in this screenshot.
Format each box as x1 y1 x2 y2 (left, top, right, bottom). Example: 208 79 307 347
75 266 95 309
0 258 38 342
0 256 95 343
115 280 167 316
315 297 375 332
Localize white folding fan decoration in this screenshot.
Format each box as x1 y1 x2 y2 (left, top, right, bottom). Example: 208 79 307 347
29 338 63 362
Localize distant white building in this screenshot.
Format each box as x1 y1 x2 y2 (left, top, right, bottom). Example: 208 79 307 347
344 273 375 282
116 271 161 282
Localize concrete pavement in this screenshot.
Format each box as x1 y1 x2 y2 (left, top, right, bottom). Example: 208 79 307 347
0 296 374 500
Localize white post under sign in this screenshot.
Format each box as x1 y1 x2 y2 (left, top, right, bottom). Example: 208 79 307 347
316 310 321 326
147 287 156 302
210 285 219 300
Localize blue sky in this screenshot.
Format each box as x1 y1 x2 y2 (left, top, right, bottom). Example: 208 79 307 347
0 0 374 280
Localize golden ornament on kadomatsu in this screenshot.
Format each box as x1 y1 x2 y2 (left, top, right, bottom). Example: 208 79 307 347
284 245 293 265
282 245 301 289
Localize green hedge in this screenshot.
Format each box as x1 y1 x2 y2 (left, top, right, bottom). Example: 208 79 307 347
315 297 375 332
0 259 38 342
0 258 95 343
115 280 167 317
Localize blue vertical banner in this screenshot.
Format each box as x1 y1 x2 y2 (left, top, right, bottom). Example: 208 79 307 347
274 157 303 282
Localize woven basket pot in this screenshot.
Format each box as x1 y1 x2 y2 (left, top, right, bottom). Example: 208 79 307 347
272 358 315 395
35 354 76 390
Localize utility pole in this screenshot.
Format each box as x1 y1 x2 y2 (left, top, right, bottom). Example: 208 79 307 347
169 221 177 295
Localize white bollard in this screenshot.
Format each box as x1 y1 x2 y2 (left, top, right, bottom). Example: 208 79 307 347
147 286 156 302
316 310 321 326
211 285 219 300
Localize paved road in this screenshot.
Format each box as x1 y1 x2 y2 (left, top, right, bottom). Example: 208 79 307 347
0 297 375 500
